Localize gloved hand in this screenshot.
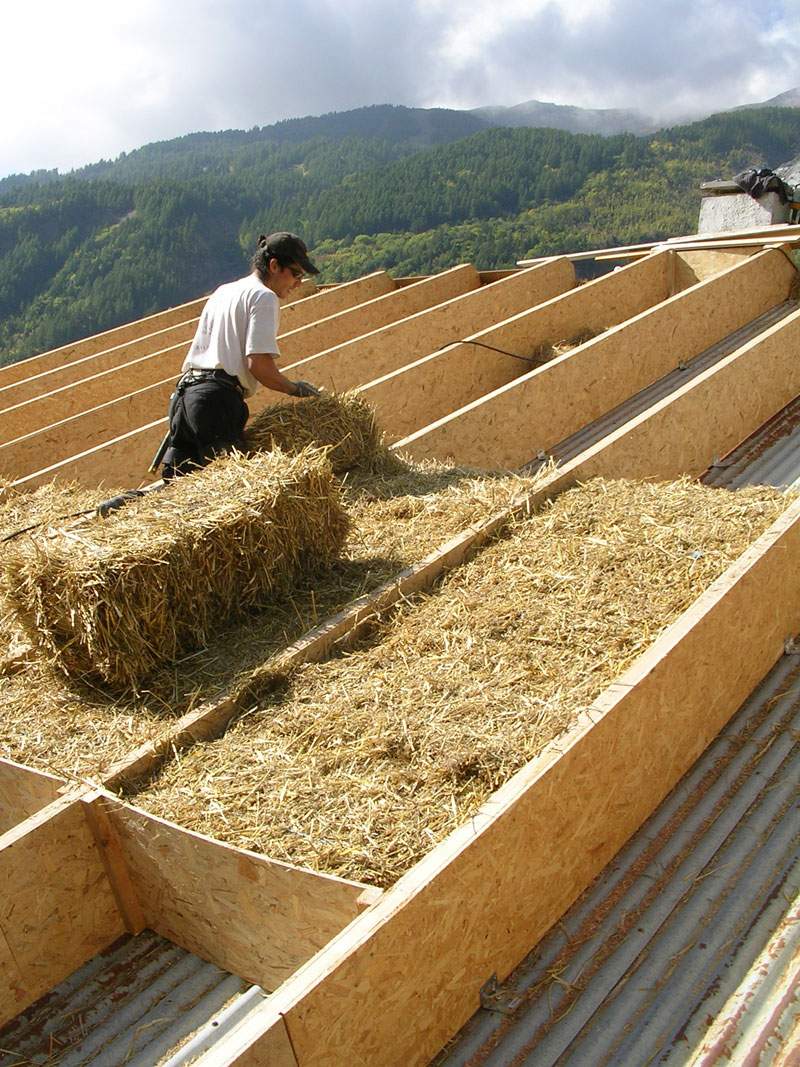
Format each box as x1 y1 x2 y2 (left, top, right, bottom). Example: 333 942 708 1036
292 380 321 398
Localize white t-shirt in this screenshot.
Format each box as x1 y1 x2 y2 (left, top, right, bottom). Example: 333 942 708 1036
182 274 280 396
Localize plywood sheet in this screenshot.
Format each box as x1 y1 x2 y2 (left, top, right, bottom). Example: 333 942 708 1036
397 248 795 467
0 758 64 835
103 797 378 991
360 253 668 443
0 798 124 1026
226 496 800 1067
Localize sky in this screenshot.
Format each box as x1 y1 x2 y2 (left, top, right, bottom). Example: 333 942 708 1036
2 0 799 180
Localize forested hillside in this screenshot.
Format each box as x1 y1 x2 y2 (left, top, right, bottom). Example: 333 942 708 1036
1 106 798 365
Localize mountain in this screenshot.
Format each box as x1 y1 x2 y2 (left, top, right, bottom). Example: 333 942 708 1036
1 107 799 366
737 87 800 111
472 99 655 136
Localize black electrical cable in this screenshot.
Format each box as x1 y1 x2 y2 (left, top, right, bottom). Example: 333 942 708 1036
459 339 544 365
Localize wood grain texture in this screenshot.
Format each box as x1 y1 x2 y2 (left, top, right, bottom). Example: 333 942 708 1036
0 758 65 835
257 260 573 415
276 265 479 364
0 278 349 453
102 796 379 991
386 250 669 458
397 248 794 467
0 797 124 1026
223 497 800 1067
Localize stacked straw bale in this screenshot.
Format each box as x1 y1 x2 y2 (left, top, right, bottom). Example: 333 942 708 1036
244 391 397 474
1 448 348 689
0 462 541 780
136 477 789 887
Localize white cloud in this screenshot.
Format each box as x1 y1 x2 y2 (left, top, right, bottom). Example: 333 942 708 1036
1 0 798 179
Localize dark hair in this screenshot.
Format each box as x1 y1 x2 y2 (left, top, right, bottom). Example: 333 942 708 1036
251 242 282 280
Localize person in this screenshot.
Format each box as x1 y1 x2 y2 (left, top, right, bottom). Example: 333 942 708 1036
160 232 322 479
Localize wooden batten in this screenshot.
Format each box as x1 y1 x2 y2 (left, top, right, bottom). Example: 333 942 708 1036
394 248 796 467
0 757 65 835
0 796 126 1026
93 794 379 991
209 494 800 1067
360 251 671 444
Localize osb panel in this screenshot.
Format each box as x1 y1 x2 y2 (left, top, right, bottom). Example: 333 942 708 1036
0 281 331 446
278 265 480 364
0 759 64 836
212 1011 299 1067
0 799 124 1027
278 271 395 333
104 798 376 991
0 356 182 461
0 296 209 390
0 378 176 482
13 418 166 491
361 252 669 444
257 258 574 420
0 320 196 415
399 248 794 467
239 499 800 1067
572 305 800 484
673 249 752 288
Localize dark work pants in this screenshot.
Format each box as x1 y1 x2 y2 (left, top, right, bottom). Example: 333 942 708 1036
162 380 248 479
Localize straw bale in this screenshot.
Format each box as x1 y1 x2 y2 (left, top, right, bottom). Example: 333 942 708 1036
533 328 598 364
244 391 397 474
0 459 539 780
1 449 349 689
135 477 789 888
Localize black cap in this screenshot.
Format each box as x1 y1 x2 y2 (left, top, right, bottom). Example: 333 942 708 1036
258 232 320 275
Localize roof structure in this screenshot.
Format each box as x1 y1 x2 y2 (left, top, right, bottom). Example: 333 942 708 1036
0 230 799 1065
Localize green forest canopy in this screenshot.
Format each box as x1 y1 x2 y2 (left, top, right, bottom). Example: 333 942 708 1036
1 106 798 365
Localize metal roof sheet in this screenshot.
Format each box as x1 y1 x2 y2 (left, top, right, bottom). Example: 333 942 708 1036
0 930 257 1066
434 652 800 1067
527 301 797 472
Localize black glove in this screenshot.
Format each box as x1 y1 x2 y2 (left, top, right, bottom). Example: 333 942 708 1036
292 380 321 398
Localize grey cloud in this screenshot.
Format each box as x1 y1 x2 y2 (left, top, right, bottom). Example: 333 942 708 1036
429 0 800 121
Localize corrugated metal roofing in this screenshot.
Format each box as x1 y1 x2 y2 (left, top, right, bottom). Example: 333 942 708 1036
434 652 800 1067
527 301 797 471
703 395 800 491
0 930 257 1066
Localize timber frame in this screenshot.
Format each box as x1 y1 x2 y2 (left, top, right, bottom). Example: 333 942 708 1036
1 236 799 1063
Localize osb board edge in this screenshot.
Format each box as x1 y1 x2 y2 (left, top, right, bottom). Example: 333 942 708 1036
223 495 800 1067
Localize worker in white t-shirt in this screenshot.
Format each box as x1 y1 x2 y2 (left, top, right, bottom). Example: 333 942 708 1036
160 232 321 479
